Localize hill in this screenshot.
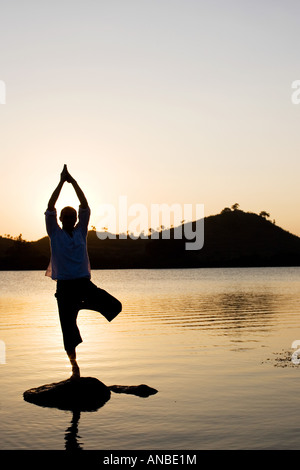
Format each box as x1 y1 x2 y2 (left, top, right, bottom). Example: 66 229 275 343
1 209 300 270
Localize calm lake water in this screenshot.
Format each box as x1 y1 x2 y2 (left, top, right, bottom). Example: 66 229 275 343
1 267 300 450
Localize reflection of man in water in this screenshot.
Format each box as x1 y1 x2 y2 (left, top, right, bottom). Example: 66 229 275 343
45 165 122 379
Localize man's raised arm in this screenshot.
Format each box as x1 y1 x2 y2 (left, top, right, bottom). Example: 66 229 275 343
66 169 89 209
47 165 68 211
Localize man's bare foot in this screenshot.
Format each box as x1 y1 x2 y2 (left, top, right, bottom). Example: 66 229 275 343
67 349 80 380
70 363 80 380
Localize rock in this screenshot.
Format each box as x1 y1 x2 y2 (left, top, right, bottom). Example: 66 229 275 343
24 378 158 411
23 377 111 411
109 384 158 397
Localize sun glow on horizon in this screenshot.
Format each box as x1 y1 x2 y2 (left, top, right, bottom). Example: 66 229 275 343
1 2 300 240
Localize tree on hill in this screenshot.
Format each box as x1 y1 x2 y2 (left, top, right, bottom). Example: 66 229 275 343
221 207 231 214
259 211 270 219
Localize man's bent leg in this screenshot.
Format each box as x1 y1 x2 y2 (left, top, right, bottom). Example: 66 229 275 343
81 283 122 322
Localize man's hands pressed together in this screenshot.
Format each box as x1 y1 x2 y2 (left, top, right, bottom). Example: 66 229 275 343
48 164 88 211
60 164 74 184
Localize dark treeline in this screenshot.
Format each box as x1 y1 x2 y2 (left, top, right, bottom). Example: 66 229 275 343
1 208 300 270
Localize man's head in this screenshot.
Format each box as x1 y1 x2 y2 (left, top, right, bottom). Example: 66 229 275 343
60 206 77 232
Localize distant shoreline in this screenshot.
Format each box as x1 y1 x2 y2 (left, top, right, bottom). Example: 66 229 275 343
1 209 300 271
1 263 300 272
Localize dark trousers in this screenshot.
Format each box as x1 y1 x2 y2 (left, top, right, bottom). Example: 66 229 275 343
55 278 122 352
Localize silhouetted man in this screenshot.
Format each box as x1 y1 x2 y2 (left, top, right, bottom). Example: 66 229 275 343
45 165 122 379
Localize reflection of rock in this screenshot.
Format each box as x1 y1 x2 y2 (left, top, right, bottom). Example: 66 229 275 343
24 378 158 451
23 377 110 411
109 384 158 397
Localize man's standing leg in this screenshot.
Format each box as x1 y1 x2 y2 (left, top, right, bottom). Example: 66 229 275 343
55 286 83 379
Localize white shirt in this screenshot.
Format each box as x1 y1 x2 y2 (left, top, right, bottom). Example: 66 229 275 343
45 206 91 280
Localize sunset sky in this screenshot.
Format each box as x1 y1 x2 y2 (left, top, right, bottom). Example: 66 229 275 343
1 0 300 241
